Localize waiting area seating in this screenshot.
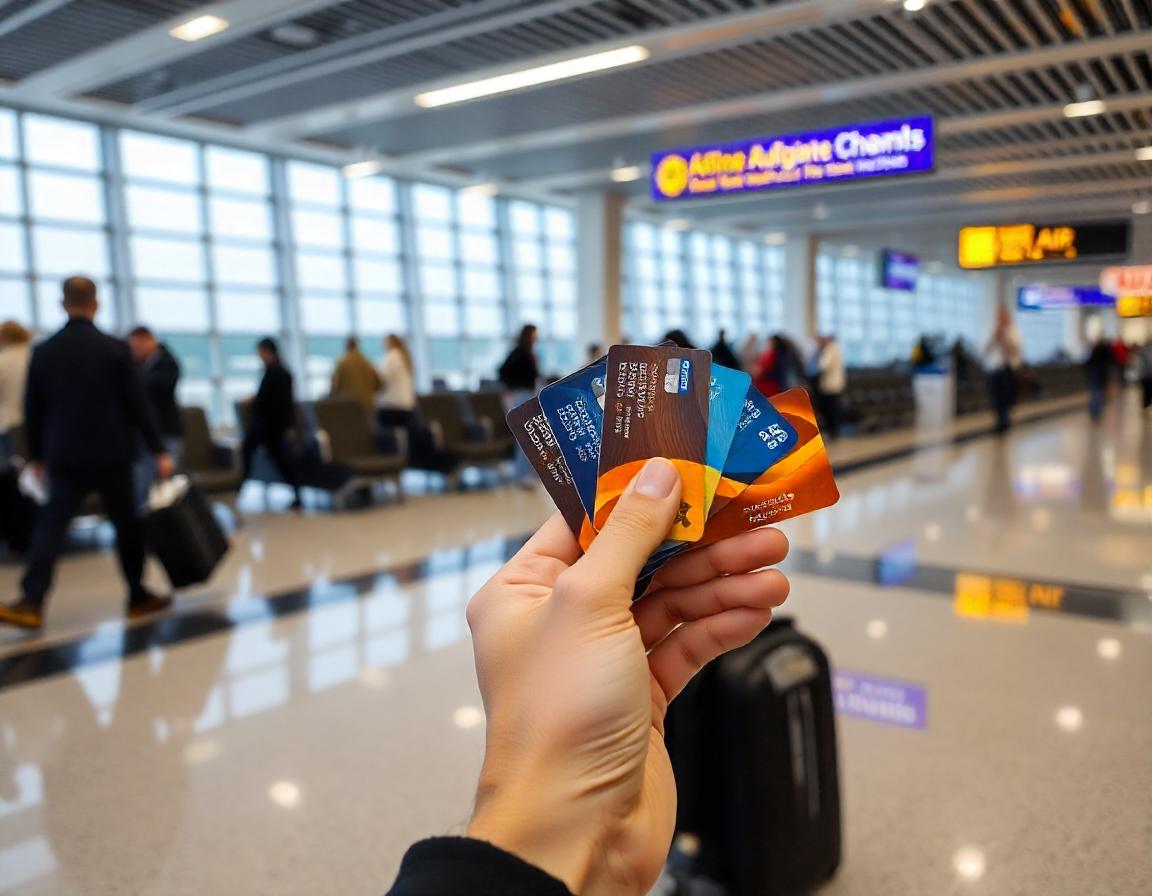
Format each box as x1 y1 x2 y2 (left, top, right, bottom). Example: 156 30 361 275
408 391 514 486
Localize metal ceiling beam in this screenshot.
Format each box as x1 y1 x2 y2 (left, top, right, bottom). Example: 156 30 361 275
139 0 595 119
938 92 1152 134
689 178 1152 231
13 0 345 100
243 0 898 142
398 30 1152 168
0 0 73 39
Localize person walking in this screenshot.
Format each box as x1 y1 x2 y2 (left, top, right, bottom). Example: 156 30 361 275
1138 340 1152 414
814 334 846 439
128 326 182 505
376 334 416 428
499 324 541 489
710 329 741 370
1084 335 1115 424
0 320 31 464
241 337 303 510
330 336 381 418
983 305 1023 434
0 278 173 631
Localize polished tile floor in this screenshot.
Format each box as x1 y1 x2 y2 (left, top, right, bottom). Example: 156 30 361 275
1 392 1150 895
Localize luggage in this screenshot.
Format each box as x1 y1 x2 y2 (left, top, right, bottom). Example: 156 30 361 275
665 617 841 896
145 477 229 588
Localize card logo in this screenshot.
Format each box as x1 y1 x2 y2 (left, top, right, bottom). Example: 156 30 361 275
664 359 690 394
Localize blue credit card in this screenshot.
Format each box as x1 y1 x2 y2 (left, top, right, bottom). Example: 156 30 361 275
538 359 607 521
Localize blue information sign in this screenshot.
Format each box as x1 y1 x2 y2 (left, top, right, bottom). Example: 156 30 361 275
1017 285 1115 311
650 116 934 201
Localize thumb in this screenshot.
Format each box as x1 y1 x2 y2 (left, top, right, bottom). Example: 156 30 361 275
563 458 683 614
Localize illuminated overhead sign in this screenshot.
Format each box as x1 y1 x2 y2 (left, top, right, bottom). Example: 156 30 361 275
1017 285 1114 311
650 115 934 201
1100 264 1152 296
957 221 1130 269
1116 294 1152 318
880 250 919 291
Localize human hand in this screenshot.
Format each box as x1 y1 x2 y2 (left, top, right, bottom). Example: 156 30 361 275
465 457 790 895
155 453 174 481
28 461 45 482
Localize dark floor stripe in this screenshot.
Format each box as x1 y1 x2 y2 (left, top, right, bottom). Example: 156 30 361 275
0 398 1118 691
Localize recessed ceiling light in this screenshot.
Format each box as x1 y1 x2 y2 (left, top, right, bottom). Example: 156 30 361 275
903 0 927 10
268 23 321 49
764 232 787 245
460 182 498 197
169 14 229 42
1133 200 1152 215
1135 145 1152 161
414 45 650 108
611 164 643 183
1063 99 1106 118
342 159 383 179
664 218 690 231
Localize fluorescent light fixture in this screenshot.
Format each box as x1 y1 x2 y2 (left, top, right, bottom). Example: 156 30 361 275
415 45 650 108
1133 199 1152 215
764 232 787 245
903 0 927 10
342 159 384 179
664 218 690 231
1063 99 1105 118
611 164 643 183
169 14 229 42
460 182 498 197
1135 145 1152 161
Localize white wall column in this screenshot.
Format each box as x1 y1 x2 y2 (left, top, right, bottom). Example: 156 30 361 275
575 191 623 348
782 233 816 340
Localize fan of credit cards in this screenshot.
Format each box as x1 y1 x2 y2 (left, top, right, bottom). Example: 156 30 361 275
507 342 841 581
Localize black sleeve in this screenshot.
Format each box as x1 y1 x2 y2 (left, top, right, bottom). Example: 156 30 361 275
23 350 44 462
384 838 572 896
155 351 180 394
119 344 164 455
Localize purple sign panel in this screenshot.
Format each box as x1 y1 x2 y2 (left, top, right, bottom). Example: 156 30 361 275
650 116 935 202
880 250 920 292
833 670 927 730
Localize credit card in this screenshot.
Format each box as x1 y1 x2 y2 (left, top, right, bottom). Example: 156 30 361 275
505 396 591 539
695 388 839 547
707 385 797 520
538 357 608 537
701 365 752 517
595 344 711 542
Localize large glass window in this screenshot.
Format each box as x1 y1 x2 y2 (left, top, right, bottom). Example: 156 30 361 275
507 201 577 375
816 249 986 366
623 222 785 351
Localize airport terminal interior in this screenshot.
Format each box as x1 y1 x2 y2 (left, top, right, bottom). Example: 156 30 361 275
1 0 1151 894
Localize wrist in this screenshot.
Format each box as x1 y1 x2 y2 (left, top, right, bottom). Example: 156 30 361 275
466 772 599 894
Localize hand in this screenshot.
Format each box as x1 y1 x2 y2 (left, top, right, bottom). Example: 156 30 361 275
155 453 175 481
465 457 790 895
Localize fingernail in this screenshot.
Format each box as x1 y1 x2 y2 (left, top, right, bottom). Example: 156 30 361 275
634 457 677 499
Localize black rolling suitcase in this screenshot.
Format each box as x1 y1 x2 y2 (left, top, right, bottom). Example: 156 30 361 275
145 478 229 588
666 617 841 896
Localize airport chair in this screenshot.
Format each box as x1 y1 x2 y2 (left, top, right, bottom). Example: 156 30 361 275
463 391 515 457
414 392 510 488
180 406 244 525
310 398 406 507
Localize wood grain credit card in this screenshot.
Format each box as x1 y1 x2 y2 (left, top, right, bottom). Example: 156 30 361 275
595 344 711 541
506 396 591 540
696 388 839 547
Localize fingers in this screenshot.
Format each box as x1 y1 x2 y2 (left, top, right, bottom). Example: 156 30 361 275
634 567 789 650
498 513 582 588
647 607 776 704
558 458 682 614
649 527 788 592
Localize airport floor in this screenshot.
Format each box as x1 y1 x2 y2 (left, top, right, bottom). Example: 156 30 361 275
1 391 1150 895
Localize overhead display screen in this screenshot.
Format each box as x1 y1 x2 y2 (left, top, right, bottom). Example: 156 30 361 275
957 221 1130 269
1017 285 1115 311
650 116 934 201
879 250 919 291
1100 264 1152 296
